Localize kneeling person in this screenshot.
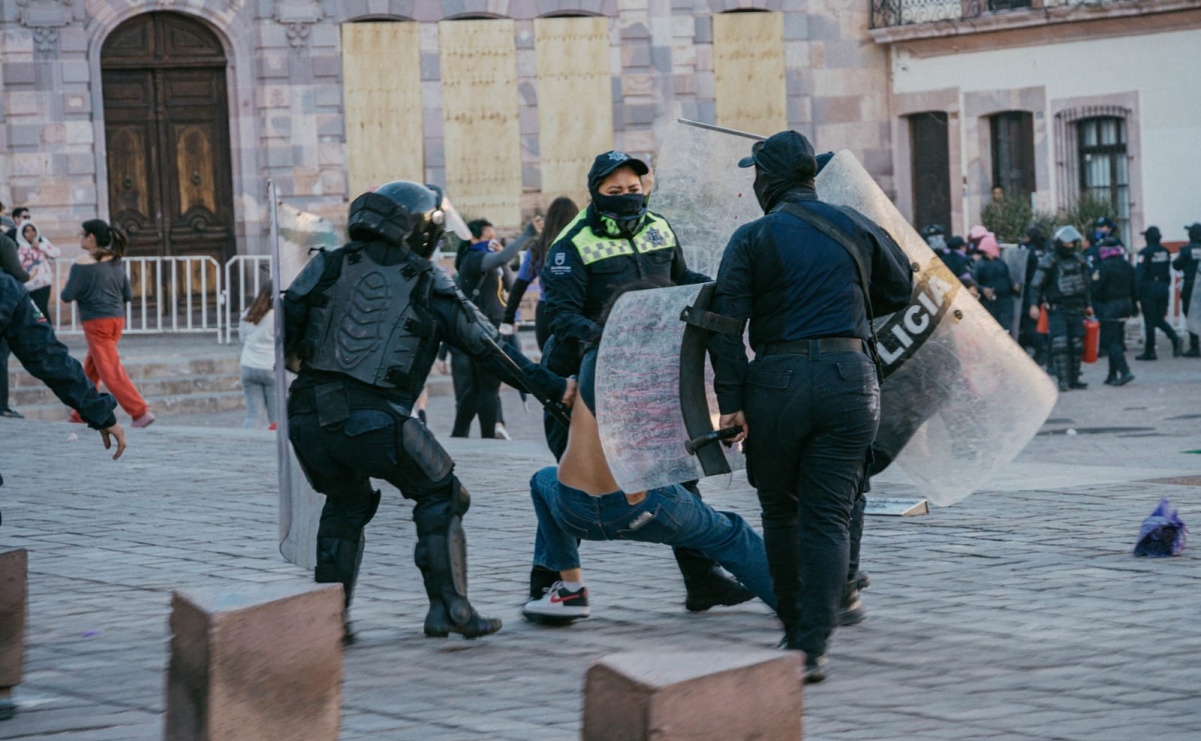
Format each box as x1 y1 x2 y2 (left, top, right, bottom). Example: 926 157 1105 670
523 282 776 623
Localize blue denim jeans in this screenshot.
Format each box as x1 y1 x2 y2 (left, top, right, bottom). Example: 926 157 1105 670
241 365 277 428
529 466 776 609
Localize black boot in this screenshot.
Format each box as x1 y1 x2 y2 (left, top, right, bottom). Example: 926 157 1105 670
1053 350 1071 392
676 548 754 611
1171 334 1184 357
1068 352 1087 389
416 528 501 639
1185 333 1201 357
314 531 366 645
837 578 867 626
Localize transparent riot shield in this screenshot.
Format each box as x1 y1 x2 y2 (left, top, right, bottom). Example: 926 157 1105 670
595 283 745 494
817 152 1058 505
273 196 342 568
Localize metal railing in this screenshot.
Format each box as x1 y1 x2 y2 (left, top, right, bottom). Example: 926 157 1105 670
50 256 225 339
224 255 273 344
870 0 1111 29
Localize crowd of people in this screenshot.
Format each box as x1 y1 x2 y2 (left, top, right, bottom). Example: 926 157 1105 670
921 216 1201 392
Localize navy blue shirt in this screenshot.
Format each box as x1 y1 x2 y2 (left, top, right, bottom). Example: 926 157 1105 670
708 190 912 413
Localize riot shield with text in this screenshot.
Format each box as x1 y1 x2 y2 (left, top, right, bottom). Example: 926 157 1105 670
817 152 1058 505
274 200 341 568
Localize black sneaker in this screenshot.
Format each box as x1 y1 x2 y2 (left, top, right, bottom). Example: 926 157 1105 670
522 581 590 620
684 571 754 612
0 409 23 419
804 654 829 684
838 582 867 627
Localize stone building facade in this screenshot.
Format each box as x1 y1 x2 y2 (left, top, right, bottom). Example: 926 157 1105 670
0 0 891 258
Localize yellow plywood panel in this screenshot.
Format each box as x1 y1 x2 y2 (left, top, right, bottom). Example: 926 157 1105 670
440 19 522 227
342 22 424 197
713 12 787 137
535 16 613 206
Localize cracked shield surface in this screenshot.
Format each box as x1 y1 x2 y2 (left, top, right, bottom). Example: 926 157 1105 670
595 283 745 494
817 152 1058 505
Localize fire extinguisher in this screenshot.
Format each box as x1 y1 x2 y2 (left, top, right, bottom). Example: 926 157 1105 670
1082 316 1100 364
1036 306 1049 335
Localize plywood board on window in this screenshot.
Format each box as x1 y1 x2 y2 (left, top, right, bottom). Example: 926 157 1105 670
535 16 613 207
440 19 521 227
713 12 786 137
342 22 424 197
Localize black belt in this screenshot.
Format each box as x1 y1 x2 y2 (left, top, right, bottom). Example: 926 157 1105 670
760 337 866 356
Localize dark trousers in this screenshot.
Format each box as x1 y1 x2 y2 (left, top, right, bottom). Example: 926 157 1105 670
984 296 1014 334
1048 308 1085 386
1139 282 1179 354
1183 281 1199 350
743 350 880 657
451 357 502 438
0 338 9 410
28 286 51 318
1099 318 1130 379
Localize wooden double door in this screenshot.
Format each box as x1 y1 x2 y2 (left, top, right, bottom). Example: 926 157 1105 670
101 12 235 262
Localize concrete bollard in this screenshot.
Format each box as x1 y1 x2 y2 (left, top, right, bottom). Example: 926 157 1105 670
0 549 27 721
165 581 344 741
582 650 804 741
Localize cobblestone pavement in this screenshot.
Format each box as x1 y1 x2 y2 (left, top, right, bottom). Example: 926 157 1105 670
0 356 1199 740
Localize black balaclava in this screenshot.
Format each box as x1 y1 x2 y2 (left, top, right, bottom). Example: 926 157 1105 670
1143 226 1162 245
739 131 818 213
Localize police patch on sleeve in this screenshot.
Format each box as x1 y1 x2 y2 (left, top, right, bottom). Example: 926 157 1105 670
547 250 572 276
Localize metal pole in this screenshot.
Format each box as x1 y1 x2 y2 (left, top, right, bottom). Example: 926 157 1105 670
676 117 767 141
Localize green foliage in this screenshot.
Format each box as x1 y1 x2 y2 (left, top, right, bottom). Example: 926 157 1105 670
980 192 1118 243
980 194 1033 243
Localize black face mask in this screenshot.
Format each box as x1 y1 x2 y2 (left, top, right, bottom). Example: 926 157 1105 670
1055 243 1077 257
591 191 647 237
752 167 812 213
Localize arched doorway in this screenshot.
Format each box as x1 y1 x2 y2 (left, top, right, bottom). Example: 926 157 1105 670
101 12 235 261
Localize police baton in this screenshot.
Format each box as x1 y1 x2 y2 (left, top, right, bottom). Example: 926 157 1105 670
481 334 573 428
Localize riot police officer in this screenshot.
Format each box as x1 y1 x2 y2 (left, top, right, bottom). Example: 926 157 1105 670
1172 223 1201 356
1091 238 1139 385
283 181 571 640
1028 226 1093 391
537 151 752 612
709 132 913 682
1134 226 1182 360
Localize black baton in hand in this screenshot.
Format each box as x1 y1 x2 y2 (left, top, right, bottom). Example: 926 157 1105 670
481 335 572 428
685 426 743 455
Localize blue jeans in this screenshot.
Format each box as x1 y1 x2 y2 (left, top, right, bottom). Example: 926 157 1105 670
529 467 776 609
241 365 277 428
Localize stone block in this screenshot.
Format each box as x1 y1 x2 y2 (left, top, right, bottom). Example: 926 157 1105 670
164 581 343 741
583 650 803 741
0 550 28 690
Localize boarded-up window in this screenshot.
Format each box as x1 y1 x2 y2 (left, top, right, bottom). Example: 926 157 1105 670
713 12 786 136
439 19 522 226
342 22 423 197
534 16 613 207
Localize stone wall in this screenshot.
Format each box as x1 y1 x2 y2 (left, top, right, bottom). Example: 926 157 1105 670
0 0 891 254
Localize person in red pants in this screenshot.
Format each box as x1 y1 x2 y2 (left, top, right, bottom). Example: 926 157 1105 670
60 220 155 428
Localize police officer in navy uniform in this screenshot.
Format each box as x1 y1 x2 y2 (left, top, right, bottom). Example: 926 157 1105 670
1091 238 1139 385
709 132 912 682
1172 223 1201 357
538 151 752 612
284 181 571 640
1029 226 1093 390
1134 226 1182 360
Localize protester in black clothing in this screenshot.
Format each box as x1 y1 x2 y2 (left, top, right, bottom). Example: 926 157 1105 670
1090 238 1139 385
1134 226 1182 360
941 235 971 283
538 150 751 613
1029 226 1093 391
451 218 533 439
1172 223 1201 357
501 196 580 351
283 181 572 641
0 232 29 418
710 132 912 682
972 233 1019 333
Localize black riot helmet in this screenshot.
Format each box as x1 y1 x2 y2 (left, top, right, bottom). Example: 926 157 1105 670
348 181 446 258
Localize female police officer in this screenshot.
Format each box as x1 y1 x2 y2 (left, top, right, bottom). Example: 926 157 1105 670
708 132 912 682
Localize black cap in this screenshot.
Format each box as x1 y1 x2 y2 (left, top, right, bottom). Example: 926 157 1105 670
737 131 817 180
1094 216 1116 229
1142 225 1161 242
588 151 649 190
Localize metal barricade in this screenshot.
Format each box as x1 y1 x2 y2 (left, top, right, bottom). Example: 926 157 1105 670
224 255 273 343
50 256 225 341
